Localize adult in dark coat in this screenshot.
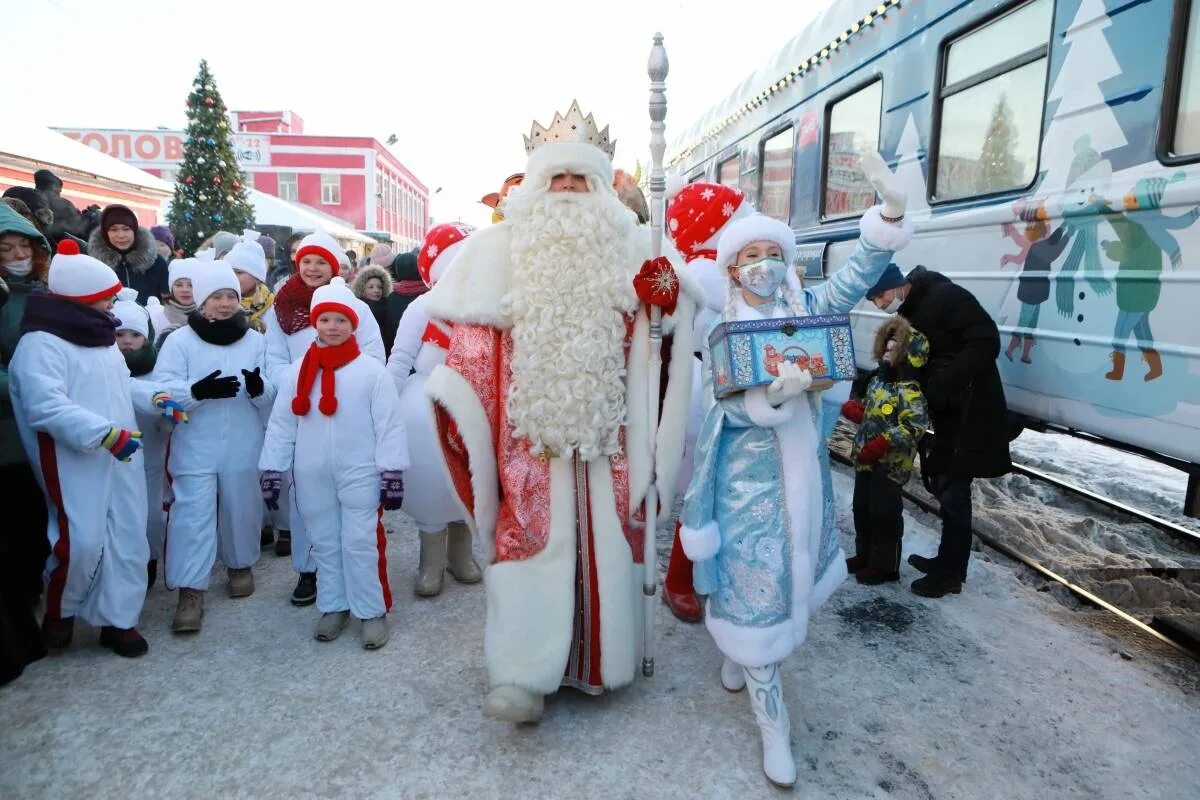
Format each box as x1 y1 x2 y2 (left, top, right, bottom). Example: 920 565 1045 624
34 169 97 242
1 186 88 252
383 248 426 348
866 264 1012 597
87 205 169 305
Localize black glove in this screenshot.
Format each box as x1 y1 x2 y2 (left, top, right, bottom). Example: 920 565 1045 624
191 370 240 400
241 367 265 399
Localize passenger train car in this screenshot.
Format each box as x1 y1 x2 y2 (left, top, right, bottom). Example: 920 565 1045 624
667 0 1200 514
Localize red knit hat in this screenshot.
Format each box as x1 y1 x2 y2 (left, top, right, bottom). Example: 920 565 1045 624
309 276 359 329
294 230 347 276
417 222 475 287
666 182 750 258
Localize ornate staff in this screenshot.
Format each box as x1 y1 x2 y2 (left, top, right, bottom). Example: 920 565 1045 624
642 32 669 679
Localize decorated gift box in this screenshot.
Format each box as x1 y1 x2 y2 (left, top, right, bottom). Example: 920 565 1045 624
708 314 857 399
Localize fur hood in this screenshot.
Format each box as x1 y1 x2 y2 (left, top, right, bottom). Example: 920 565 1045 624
351 265 393 298
87 225 159 273
872 314 929 373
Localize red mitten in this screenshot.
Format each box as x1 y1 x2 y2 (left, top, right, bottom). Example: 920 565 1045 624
841 400 865 424
633 256 680 316
856 435 891 465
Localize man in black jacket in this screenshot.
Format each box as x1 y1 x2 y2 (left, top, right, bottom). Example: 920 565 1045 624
868 264 1012 597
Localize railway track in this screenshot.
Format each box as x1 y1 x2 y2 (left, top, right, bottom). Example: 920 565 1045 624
828 449 1200 663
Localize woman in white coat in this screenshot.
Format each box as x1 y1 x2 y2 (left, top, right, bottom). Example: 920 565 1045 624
260 278 408 649
261 230 385 605
155 262 275 632
386 223 482 596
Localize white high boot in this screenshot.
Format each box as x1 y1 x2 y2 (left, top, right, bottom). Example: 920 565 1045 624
721 657 746 692
745 663 796 789
482 685 544 724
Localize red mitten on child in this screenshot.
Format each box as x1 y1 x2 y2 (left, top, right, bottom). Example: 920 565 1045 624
841 400 865 424
856 435 891 465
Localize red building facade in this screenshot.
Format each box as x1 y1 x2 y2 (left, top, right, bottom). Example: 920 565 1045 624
57 110 429 251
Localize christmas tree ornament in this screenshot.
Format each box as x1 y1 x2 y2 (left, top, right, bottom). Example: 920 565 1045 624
212 213 223 223
184 212 193 221
198 193 207 201
218 160 226 168
197 157 205 164
232 181 241 189
213 176 222 185
206 137 215 146
204 97 214 106
185 176 194 184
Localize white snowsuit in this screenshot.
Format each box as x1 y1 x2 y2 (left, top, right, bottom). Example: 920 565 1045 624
385 294 461 533
262 301 385 574
134 401 170 562
260 351 408 619
155 325 275 590
8 333 159 629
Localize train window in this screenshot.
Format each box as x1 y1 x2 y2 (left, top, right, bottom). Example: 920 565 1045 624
688 171 706 184
932 0 1052 201
760 127 795 222
824 80 882 218
718 156 739 187
1164 0 1200 159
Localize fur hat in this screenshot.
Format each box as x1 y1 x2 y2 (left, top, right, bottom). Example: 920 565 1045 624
150 225 175 250
113 287 150 338
191 262 241 306
351 265 394 299
34 170 62 192
48 240 122 303
310 276 359 329
226 239 267 284
417 223 474 287
295 230 348 276
715 213 796 271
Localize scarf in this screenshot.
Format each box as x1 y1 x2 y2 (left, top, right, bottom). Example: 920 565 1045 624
240 282 275 333
20 291 117 347
122 340 158 376
187 310 250 345
274 273 318 335
292 336 361 416
393 279 428 297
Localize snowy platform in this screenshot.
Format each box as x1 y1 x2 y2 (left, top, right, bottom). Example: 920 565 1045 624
2 469 1198 799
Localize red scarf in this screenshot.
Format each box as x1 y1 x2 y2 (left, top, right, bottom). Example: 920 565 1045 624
274 273 318 335
393 279 429 298
291 337 361 417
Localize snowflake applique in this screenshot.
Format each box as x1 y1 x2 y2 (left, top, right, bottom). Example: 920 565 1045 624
651 265 678 294
427 243 439 259
700 188 715 201
722 202 735 217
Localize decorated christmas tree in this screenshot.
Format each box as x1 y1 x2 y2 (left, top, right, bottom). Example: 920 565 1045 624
977 94 1021 192
167 60 254 255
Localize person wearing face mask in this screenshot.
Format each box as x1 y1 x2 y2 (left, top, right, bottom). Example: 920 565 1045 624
87 205 169 305
154 263 276 633
680 152 911 790
867 262 1012 598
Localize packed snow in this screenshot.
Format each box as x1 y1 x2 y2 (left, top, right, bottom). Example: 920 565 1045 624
2 467 1197 799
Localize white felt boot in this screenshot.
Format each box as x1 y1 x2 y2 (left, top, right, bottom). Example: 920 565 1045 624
721 657 746 692
482 685 544 724
745 663 796 789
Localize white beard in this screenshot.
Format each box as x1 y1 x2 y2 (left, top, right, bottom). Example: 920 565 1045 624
500 187 640 461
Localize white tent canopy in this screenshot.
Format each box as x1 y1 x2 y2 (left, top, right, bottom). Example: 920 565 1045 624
161 189 374 248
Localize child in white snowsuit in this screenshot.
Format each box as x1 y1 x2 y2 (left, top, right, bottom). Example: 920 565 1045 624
9 241 186 657
260 277 408 649
154 262 275 633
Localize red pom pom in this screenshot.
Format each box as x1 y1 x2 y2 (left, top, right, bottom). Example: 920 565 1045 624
318 396 338 416
56 240 81 256
291 396 310 416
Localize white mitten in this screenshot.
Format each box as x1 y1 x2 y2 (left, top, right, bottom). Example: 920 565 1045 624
766 361 813 406
860 150 907 219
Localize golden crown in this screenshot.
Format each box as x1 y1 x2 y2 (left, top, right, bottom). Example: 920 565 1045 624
524 100 616 159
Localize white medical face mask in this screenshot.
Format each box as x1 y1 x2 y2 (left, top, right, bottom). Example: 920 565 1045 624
4 258 33 277
736 257 788 298
883 296 902 314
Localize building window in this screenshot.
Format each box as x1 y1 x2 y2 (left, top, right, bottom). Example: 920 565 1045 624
759 127 795 223
823 80 882 218
321 174 341 205
932 0 1052 201
718 156 739 188
278 172 298 202
1164 0 1200 159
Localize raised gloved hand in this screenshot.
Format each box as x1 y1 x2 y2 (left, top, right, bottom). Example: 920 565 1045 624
151 392 188 426
765 361 813 406
633 256 680 316
102 427 142 461
260 470 283 511
856 435 892 466
841 399 865 424
380 470 405 510
241 367 265 399
192 369 240 400
860 150 907 220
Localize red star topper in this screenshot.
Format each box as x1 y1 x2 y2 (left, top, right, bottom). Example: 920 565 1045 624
634 256 679 316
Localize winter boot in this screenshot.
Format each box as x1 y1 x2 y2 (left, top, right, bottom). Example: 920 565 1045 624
446 522 483 583
482 685 544 724
845 554 867 574
260 524 275 549
227 567 255 598
1105 351 1125 381
1004 332 1021 361
1142 348 1163 381
361 615 389 650
415 529 448 597
99 626 149 658
856 567 900 585
911 572 963 598
1020 335 1034 364
172 588 204 633
291 572 317 606
745 663 796 789
274 529 292 557
42 615 74 649
907 553 936 574
721 657 746 692
314 610 350 642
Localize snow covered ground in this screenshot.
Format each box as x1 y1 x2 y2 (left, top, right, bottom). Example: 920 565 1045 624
2 469 1198 799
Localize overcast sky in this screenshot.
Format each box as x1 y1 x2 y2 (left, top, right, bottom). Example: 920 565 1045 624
3 0 834 227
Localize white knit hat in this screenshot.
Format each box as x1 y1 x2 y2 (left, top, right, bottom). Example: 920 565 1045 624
113 287 150 338
191 261 241 306
715 213 797 271
309 276 359 329
226 239 267 284
295 230 348 275
48 240 122 303
168 257 197 288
